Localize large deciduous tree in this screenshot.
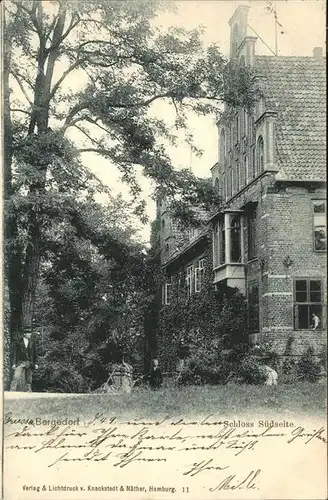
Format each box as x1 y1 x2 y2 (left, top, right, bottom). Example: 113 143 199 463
4 0 253 338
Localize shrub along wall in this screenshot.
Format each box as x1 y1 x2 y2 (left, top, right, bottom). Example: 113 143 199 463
157 247 248 373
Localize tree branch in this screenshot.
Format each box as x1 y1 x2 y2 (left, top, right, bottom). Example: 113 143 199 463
83 117 113 135
76 39 121 52
73 124 102 146
47 12 81 53
61 103 89 131
79 148 115 156
11 68 35 90
11 70 33 106
49 59 84 100
10 108 31 115
12 0 42 37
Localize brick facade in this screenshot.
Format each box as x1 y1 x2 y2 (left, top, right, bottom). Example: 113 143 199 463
157 5 326 361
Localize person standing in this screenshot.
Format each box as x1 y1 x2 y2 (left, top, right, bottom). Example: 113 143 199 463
311 313 320 330
149 359 163 390
10 328 38 392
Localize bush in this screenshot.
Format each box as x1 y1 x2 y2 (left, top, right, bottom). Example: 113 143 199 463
297 346 322 383
178 340 266 386
178 343 222 385
33 360 92 393
236 356 267 385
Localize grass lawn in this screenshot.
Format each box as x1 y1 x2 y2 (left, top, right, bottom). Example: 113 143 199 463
5 381 326 420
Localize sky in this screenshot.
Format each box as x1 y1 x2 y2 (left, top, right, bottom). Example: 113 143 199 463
9 0 326 245
83 0 325 244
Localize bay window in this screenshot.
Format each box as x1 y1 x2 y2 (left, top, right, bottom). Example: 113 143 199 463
213 213 243 267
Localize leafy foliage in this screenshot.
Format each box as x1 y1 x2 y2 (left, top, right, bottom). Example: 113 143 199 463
157 248 248 374
297 346 322 383
4 0 255 341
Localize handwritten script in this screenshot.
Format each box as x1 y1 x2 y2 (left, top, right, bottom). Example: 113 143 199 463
4 412 327 497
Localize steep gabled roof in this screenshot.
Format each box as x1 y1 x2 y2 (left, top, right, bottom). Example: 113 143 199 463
255 55 326 182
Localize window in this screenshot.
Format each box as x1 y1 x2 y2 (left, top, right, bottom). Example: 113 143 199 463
189 227 200 241
222 172 226 201
219 220 226 265
257 135 264 173
294 279 324 330
248 282 259 334
228 166 232 198
233 158 240 193
247 206 257 260
195 259 205 292
229 126 233 153
242 154 248 186
214 177 220 194
230 216 241 263
213 224 220 268
313 200 327 251
243 109 248 136
162 277 172 305
249 114 255 144
220 129 226 164
186 265 193 297
250 145 256 179
234 114 239 145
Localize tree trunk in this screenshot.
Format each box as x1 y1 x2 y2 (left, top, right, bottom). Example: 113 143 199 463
21 3 67 328
21 210 42 327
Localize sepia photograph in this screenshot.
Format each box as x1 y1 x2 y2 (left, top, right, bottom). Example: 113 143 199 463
2 0 327 499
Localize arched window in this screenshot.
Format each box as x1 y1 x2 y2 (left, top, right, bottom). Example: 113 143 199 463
162 218 165 228
220 129 226 164
214 177 220 193
239 55 246 67
257 135 264 173
244 154 248 184
222 172 226 201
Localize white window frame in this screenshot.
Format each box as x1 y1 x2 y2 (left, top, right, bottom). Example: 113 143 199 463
195 258 205 293
313 200 327 252
186 265 193 297
162 277 172 305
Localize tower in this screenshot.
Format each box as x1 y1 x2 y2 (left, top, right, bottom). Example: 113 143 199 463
229 5 257 65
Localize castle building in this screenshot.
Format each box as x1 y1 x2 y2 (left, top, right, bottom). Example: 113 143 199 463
158 5 326 356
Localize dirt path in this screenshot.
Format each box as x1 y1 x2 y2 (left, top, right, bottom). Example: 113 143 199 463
4 391 89 399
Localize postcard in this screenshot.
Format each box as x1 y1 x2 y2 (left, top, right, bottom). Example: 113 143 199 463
2 1 327 499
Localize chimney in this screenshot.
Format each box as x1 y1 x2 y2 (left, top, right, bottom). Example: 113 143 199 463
313 47 323 61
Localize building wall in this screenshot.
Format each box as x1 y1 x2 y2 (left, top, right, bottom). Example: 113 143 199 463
212 171 326 355
260 184 326 355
